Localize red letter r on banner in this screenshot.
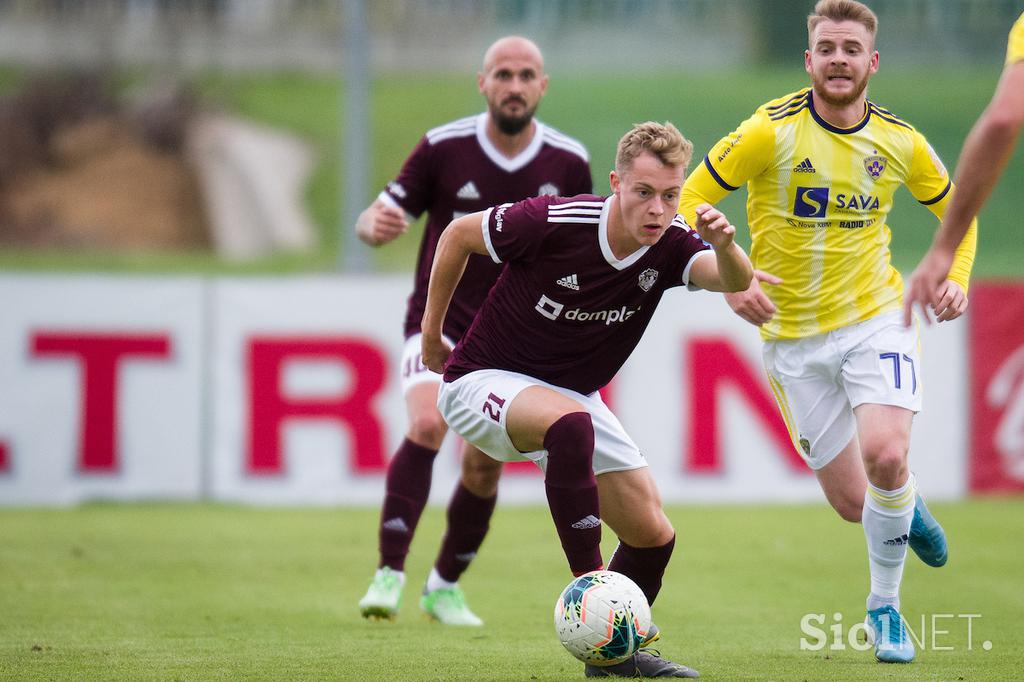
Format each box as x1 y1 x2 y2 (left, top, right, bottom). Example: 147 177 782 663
247 337 389 475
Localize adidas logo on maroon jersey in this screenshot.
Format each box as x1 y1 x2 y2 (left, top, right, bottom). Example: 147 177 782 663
556 274 580 290
456 181 480 200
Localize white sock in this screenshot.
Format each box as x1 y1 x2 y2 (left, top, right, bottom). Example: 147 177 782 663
378 567 405 586
867 592 899 612
862 476 915 611
426 567 457 593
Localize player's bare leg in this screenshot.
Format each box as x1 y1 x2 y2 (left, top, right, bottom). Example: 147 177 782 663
815 437 868 523
855 404 916 663
818 431 946 566
505 392 698 678
586 467 698 678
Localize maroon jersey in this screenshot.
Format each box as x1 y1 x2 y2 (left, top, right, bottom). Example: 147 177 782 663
444 195 712 395
381 113 592 341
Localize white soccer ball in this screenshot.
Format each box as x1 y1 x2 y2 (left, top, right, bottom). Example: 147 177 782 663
553 570 652 666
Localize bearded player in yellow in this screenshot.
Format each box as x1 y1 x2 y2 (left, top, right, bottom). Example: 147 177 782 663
680 0 977 664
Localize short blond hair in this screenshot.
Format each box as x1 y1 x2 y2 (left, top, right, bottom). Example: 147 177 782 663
807 0 878 45
615 121 693 174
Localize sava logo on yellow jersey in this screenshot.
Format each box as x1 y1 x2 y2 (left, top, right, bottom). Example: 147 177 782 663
793 187 830 217
793 187 880 217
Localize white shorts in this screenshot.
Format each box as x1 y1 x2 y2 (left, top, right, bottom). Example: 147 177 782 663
436 368 647 475
399 333 456 394
763 310 923 470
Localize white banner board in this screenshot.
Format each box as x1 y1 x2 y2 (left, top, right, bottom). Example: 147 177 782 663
0 274 967 506
0 275 205 504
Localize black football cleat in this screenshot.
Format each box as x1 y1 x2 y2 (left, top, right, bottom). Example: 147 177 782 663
584 649 699 678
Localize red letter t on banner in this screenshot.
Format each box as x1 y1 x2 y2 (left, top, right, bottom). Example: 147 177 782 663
32 332 172 472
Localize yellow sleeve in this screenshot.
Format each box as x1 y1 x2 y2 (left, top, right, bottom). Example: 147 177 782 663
908 131 977 292
920 188 978 294
679 109 774 226
906 131 951 205
1007 12 1024 64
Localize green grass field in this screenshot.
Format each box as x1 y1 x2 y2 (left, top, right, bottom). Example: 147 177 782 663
1 66 1021 277
2 500 1022 680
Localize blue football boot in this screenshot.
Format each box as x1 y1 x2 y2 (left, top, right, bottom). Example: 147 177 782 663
865 605 915 663
909 493 948 567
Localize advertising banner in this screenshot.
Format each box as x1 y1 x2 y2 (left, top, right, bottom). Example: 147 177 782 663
0 274 969 505
969 282 1024 492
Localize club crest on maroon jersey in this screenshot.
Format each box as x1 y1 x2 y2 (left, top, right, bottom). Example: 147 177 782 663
638 268 659 292
538 182 560 195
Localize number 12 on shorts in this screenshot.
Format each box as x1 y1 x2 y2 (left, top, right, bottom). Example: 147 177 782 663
879 352 917 393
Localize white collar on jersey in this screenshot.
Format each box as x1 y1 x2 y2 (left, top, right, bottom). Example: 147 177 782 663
598 197 651 270
475 112 547 173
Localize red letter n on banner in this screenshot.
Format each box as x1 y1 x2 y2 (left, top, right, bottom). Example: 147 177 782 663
247 337 388 476
0 441 8 472
687 337 806 473
32 332 172 472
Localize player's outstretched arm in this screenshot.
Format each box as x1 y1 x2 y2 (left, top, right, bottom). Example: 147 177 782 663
903 60 1024 326
722 270 784 327
421 211 489 372
355 198 409 247
687 204 753 293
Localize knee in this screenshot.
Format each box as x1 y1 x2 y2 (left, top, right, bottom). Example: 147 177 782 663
624 510 675 547
407 412 448 450
461 451 502 497
642 518 676 547
833 496 864 523
862 442 909 485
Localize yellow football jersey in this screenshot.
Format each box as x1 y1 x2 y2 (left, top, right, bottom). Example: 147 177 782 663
1008 12 1024 64
680 88 977 341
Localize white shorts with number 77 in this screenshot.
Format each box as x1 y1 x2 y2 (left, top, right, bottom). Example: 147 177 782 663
762 310 923 471
436 368 647 475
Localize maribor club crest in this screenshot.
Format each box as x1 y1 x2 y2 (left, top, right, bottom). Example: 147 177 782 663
864 155 888 180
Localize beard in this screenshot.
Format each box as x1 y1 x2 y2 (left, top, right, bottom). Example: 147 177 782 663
814 71 870 107
491 101 537 135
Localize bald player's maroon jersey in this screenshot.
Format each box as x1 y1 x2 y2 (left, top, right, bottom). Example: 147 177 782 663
444 194 713 395
381 113 592 341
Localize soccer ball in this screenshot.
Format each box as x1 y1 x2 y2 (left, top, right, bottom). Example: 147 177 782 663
553 570 652 666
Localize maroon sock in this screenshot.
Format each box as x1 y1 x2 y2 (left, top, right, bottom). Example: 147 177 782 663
607 535 675 606
378 438 439 571
543 412 603 576
433 482 497 582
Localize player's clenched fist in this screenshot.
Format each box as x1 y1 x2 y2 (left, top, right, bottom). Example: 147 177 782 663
421 334 452 374
356 200 409 246
693 204 736 250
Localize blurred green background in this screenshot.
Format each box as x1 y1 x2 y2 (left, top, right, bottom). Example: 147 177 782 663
0 0 1018 278
4 67 1017 277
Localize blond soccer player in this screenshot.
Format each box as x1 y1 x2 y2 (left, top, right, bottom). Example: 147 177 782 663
904 11 1024 321
680 0 978 664
424 121 750 678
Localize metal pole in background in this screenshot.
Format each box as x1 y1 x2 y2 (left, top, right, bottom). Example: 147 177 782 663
340 0 372 272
